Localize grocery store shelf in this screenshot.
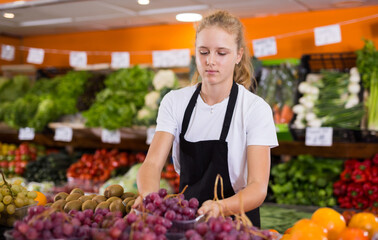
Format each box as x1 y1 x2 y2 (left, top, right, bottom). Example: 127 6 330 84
272 141 378 159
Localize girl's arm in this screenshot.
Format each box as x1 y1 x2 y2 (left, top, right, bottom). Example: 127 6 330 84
198 145 271 216
134 131 174 206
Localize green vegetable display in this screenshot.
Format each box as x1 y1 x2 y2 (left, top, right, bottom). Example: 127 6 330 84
82 66 154 130
356 39 378 131
270 155 343 207
2 71 91 131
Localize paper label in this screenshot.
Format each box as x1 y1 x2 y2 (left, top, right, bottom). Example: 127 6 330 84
54 127 73 142
314 24 341 46
152 49 190 68
101 129 121 144
1 44 15 61
146 127 156 145
252 37 277 58
27 48 45 64
69 51 87 68
18 127 35 140
111 52 130 69
305 127 333 146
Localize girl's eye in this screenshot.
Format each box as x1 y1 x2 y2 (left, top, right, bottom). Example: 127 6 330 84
218 52 227 56
199 51 209 55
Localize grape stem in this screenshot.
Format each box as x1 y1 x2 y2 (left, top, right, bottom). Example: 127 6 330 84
0 169 15 198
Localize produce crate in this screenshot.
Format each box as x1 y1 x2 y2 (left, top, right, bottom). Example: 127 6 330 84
290 52 364 143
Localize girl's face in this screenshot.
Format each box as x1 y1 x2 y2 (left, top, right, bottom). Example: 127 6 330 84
195 26 243 86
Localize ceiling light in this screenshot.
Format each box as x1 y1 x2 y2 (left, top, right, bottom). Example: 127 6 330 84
332 0 365 7
3 12 15 18
138 0 150 5
13 1 25 5
176 13 202 22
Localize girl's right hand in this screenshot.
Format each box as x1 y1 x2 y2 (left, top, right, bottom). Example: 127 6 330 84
132 195 143 210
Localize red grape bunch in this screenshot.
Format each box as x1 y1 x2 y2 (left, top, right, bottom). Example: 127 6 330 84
142 188 199 221
184 216 279 240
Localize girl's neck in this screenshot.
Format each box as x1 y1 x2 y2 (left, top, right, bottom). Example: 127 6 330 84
200 81 233 106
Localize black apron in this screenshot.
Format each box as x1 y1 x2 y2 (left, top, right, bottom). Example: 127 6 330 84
178 81 260 228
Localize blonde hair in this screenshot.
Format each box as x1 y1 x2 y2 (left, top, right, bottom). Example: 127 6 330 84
192 10 255 91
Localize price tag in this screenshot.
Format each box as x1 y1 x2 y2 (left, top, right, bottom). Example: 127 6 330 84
101 129 121 144
111 52 130 69
54 127 73 142
152 49 190 68
314 24 341 46
146 127 156 145
252 37 277 58
18 127 35 140
27 48 45 64
69 51 87 68
1 44 15 61
305 127 333 146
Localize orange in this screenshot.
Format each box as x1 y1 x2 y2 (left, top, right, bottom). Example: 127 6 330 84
280 234 291 240
284 227 292 234
311 207 346 240
290 219 327 240
348 212 378 238
34 191 47 206
337 227 368 240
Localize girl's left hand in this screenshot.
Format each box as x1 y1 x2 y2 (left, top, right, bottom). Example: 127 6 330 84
198 200 224 218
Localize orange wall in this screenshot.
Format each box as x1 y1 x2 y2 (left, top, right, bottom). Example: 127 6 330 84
1 5 377 68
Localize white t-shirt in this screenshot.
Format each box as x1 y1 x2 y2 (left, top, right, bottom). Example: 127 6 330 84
156 83 278 193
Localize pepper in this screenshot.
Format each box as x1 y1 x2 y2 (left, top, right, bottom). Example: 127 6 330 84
352 197 370 209
340 169 353 181
351 168 368 183
344 159 359 170
369 166 378 184
347 183 364 198
372 154 378 166
333 180 347 196
338 196 353 209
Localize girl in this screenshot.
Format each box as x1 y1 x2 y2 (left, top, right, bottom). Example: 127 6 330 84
135 10 278 227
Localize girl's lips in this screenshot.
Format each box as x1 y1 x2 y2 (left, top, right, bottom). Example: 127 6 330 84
205 70 218 73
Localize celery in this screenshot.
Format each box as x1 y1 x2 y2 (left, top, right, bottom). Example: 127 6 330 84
367 70 378 130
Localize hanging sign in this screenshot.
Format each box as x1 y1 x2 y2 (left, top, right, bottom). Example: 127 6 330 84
314 24 341 46
1 44 15 61
146 127 156 145
18 127 35 140
101 129 121 144
252 37 277 58
111 52 130 69
27 48 45 64
69 51 87 68
305 127 333 146
152 49 190 68
54 127 73 142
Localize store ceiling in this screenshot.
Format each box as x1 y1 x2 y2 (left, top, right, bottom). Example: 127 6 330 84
0 0 377 37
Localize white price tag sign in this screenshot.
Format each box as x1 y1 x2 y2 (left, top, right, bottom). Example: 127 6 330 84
146 127 156 145
18 127 35 140
1 44 15 61
27 48 45 64
101 129 121 144
111 52 130 69
252 37 277 58
305 127 333 146
152 49 190 68
69 51 87 68
54 127 73 142
314 24 341 46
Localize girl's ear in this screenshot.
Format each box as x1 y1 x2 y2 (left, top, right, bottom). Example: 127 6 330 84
237 47 244 63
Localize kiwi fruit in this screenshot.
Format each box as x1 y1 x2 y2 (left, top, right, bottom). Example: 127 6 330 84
65 193 82 202
64 200 82 213
121 192 136 200
104 185 124 198
92 195 107 204
106 197 121 204
70 188 85 196
82 200 98 211
44 203 53 207
87 194 97 199
125 199 135 213
78 195 92 203
95 202 110 211
53 192 69 202
109 200 125 214
122 197 135 206
51 199 67 209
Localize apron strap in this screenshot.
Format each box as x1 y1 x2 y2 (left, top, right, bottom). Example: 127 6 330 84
181 83 202 136
220 81 238 141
